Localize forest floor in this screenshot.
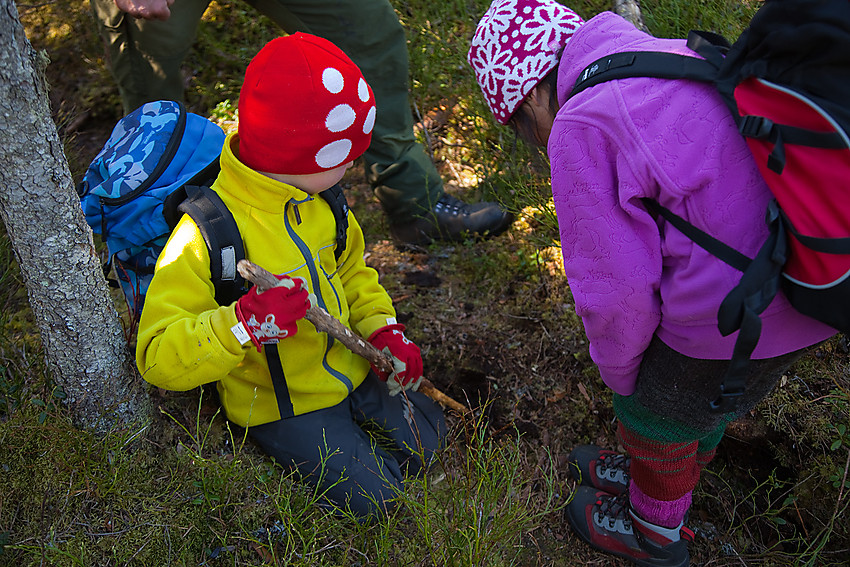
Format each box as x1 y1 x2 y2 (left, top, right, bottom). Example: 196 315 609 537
9 0 850 565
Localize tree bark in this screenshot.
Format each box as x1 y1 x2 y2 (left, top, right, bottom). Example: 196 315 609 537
613 0 650 33
0 0 152 433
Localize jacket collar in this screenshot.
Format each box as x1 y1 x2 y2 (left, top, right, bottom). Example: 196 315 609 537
217 132 311 212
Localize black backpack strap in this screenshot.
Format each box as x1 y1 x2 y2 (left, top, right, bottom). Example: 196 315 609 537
780 208 850 254
265 185 348 417
570 50 719 100
641 198 787 413
738 113 848 175
569 29 735 102
264 344 295 419
685 30 731 65
161 154 222 229
712 207 787 412
319 183 349 261
179 184 293 414
176 185 246 306
641 198 752 272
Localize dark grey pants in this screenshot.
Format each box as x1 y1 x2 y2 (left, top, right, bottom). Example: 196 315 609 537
611 336 812 503
615 335 808 445
248 372 446 518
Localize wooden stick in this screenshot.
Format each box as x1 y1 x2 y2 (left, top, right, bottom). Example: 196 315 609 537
237 259 467 413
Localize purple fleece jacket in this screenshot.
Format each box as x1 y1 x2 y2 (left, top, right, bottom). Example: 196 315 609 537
549 12 836 396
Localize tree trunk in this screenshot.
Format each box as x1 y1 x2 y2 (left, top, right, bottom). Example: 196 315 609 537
613 0 651 33
0 0 152 433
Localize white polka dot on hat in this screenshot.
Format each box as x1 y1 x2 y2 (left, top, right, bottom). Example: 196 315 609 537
238 33 376 175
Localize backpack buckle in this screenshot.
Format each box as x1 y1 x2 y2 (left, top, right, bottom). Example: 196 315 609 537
739 115 775 140
709 384 744 413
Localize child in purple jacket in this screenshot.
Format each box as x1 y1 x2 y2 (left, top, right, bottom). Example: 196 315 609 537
469 1 836 565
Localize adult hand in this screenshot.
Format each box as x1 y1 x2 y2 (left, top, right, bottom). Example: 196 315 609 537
368 323 423 396
233 275 310 352
114 0 174 21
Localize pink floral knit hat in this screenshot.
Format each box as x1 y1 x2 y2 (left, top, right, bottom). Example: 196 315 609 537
468 0 584 125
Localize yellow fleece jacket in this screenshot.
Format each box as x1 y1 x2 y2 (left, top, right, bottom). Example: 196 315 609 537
136 133 396 426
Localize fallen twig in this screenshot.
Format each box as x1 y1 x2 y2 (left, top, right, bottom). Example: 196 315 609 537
237 259 467 413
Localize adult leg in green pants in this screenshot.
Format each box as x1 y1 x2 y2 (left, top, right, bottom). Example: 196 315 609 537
90 0 514 244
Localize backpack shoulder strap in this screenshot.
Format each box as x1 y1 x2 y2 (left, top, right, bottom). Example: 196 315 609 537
641 198 788 413
640 198 752 272
161 181 346 306
685 30 732 65
568 30 729 100
319 183 349 261
176 185 246 306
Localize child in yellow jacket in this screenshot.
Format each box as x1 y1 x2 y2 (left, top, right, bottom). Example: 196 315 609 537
136 33 446 518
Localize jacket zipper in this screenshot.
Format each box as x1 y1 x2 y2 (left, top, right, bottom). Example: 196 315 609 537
284 200 353 391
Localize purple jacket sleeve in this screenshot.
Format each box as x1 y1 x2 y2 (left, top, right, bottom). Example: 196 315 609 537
549 115 663 395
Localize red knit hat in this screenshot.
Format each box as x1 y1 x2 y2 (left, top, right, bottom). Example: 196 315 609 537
238 33 376 174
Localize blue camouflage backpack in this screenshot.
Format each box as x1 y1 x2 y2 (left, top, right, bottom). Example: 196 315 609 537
78 100 244 317
78 100 349 319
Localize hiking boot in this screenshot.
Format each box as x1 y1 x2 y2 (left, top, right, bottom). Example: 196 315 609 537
569 445 631 495
389 193 514 245
565 487 692 567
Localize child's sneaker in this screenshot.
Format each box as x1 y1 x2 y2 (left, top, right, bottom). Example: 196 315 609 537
568 445 631 495
565 486 691 567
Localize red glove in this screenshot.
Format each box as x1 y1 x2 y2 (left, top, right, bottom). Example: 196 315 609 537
368 323 423 395
233 276 310 351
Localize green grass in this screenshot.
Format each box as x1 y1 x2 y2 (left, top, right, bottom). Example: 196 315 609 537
0 387 564 565
6 0 850 565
